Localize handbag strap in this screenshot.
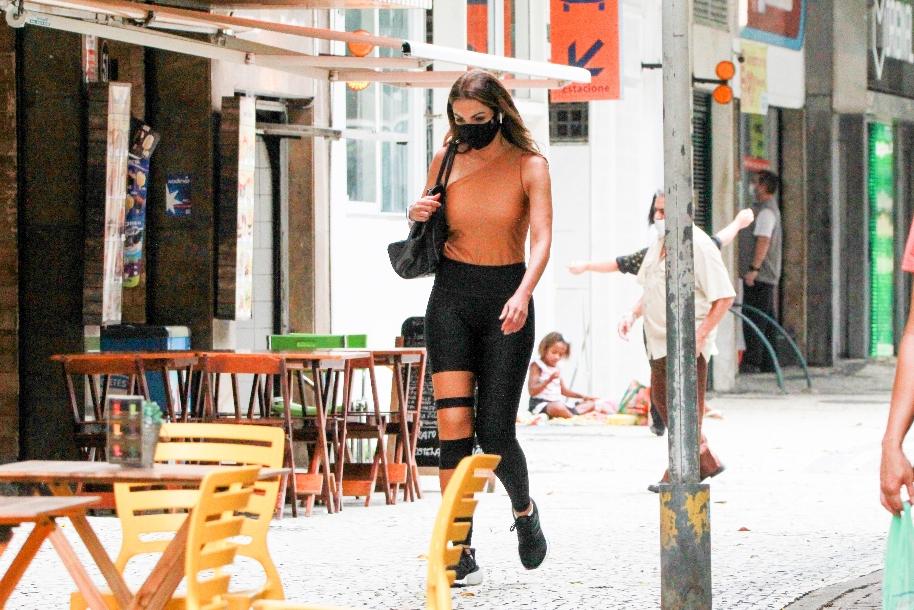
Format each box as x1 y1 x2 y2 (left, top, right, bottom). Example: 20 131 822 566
435 141 459 190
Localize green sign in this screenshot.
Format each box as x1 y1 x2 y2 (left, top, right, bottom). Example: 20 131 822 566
868 121 895 357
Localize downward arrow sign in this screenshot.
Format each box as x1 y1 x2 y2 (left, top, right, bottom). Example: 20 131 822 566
568 40 605 76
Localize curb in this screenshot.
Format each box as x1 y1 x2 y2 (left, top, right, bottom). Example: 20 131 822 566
781 570 882 609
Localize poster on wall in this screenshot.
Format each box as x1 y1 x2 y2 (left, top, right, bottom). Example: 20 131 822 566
235 97 256 321
166 173 191 217
740 0 807 50
101 83 131 325
122 120 159 289
740 41 769 115
549 0 620 102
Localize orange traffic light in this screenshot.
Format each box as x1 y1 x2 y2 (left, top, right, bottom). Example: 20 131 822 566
712 85 733 104
715 60 736 81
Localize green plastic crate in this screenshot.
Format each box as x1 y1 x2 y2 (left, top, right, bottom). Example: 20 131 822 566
268 333 368 350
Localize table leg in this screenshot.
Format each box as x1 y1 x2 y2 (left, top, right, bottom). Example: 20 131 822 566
129 521 188 610
160 368 176 421
47 523 110 610
410 354 427 500
310 364 336 515
0 521 53 608
48 483 133 608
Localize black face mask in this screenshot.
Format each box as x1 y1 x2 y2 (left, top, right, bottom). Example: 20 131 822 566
456 117 500 150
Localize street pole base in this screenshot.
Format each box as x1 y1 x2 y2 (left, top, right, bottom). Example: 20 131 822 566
659 482 711 610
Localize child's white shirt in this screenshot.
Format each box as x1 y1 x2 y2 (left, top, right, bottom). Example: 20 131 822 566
531 358 563 402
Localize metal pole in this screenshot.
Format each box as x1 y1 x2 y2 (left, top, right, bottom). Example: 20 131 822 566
660 1 711 609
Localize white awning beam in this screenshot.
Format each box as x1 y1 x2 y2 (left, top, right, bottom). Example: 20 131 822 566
3 0 593 88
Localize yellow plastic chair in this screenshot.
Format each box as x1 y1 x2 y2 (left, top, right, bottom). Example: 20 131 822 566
69 465 258 610
71 424 285 609
247 454 501 610
424 454 500 610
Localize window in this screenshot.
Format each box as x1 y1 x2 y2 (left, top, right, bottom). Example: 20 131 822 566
466 0 530 59
549 102 588 143
344 9 419 213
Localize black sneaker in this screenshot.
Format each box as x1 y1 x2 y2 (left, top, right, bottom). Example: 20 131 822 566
510 499 548 570
649 404 666 436
450 547 483 587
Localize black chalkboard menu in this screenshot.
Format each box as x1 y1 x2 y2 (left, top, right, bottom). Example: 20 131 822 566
401 316 439 468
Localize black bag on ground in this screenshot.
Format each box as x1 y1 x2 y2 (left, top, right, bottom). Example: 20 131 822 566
387 141 458 279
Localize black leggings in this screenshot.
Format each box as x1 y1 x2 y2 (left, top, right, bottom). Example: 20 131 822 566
426 257 535 515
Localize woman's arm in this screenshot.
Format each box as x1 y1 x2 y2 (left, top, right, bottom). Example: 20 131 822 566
559 379 589 400
881 288 914 514
500 154 552 335
569 260 620 274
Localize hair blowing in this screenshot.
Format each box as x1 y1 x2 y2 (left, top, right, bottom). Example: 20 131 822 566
445 70 541 156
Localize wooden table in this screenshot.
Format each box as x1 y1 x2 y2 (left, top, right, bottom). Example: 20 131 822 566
278 351 388 515
336 347 427 502
0 495 105 609
0 461 287 610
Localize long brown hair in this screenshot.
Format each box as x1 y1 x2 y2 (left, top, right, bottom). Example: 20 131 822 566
445 70 541 156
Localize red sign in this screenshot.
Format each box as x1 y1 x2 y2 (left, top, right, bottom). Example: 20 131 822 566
550 0 620 102
743 0 806 50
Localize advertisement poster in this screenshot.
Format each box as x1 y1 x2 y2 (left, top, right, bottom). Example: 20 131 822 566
123 120 159 289
234 96 256 321
868 122 895 357
166 173 191 217
740 41 769 115
123 158 149 288
741 0 807 50
102 83 131 325
550 0 620 102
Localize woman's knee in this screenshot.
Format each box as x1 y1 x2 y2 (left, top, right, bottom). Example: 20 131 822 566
437 406 474 439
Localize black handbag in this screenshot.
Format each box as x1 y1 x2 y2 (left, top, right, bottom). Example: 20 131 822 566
387 141 458 279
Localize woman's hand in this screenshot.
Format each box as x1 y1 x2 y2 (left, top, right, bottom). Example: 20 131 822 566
618 312 635 340
568 261 589 275
407 193 441 223
499 292 530 335
881 445 914 514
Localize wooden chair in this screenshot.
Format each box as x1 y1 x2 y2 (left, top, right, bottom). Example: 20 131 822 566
59 354 149 461
0 495 107 610
70 465 260 610
193 354 298 517
246 454 501 610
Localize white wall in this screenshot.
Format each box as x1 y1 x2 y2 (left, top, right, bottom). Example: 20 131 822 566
548 0 664 402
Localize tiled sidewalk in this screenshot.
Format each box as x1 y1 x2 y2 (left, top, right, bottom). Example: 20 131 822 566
0 389 893 609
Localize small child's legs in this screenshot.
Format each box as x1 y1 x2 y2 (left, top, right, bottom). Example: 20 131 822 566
545 401 577 418
573 399 596 415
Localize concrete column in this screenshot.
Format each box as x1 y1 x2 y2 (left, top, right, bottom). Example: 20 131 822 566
779 108 808 358
839 115 868 358
803 0 837 366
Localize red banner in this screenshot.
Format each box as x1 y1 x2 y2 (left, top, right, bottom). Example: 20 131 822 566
550 0 620 102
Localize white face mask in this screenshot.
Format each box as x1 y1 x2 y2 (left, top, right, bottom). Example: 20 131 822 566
653 219 666 240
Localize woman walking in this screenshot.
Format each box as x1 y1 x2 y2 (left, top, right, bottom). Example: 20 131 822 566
407 70 552 586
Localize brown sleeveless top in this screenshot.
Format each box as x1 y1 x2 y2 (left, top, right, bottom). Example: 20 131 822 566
442 148 529 266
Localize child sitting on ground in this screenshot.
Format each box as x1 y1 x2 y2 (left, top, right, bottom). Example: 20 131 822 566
528 332 599 419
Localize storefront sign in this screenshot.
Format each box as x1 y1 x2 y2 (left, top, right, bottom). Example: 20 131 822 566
81 35 98 84
740 41 769 115
216 95 256 321
235 97 256 321
868 0 914 95
549 0 620 102
868 121 895 357
740 0 806 50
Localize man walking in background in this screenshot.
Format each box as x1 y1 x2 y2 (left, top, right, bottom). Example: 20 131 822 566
739 170 783 373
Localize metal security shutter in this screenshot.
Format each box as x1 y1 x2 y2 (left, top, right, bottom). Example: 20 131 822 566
692 91 713 233
693 0 729 31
